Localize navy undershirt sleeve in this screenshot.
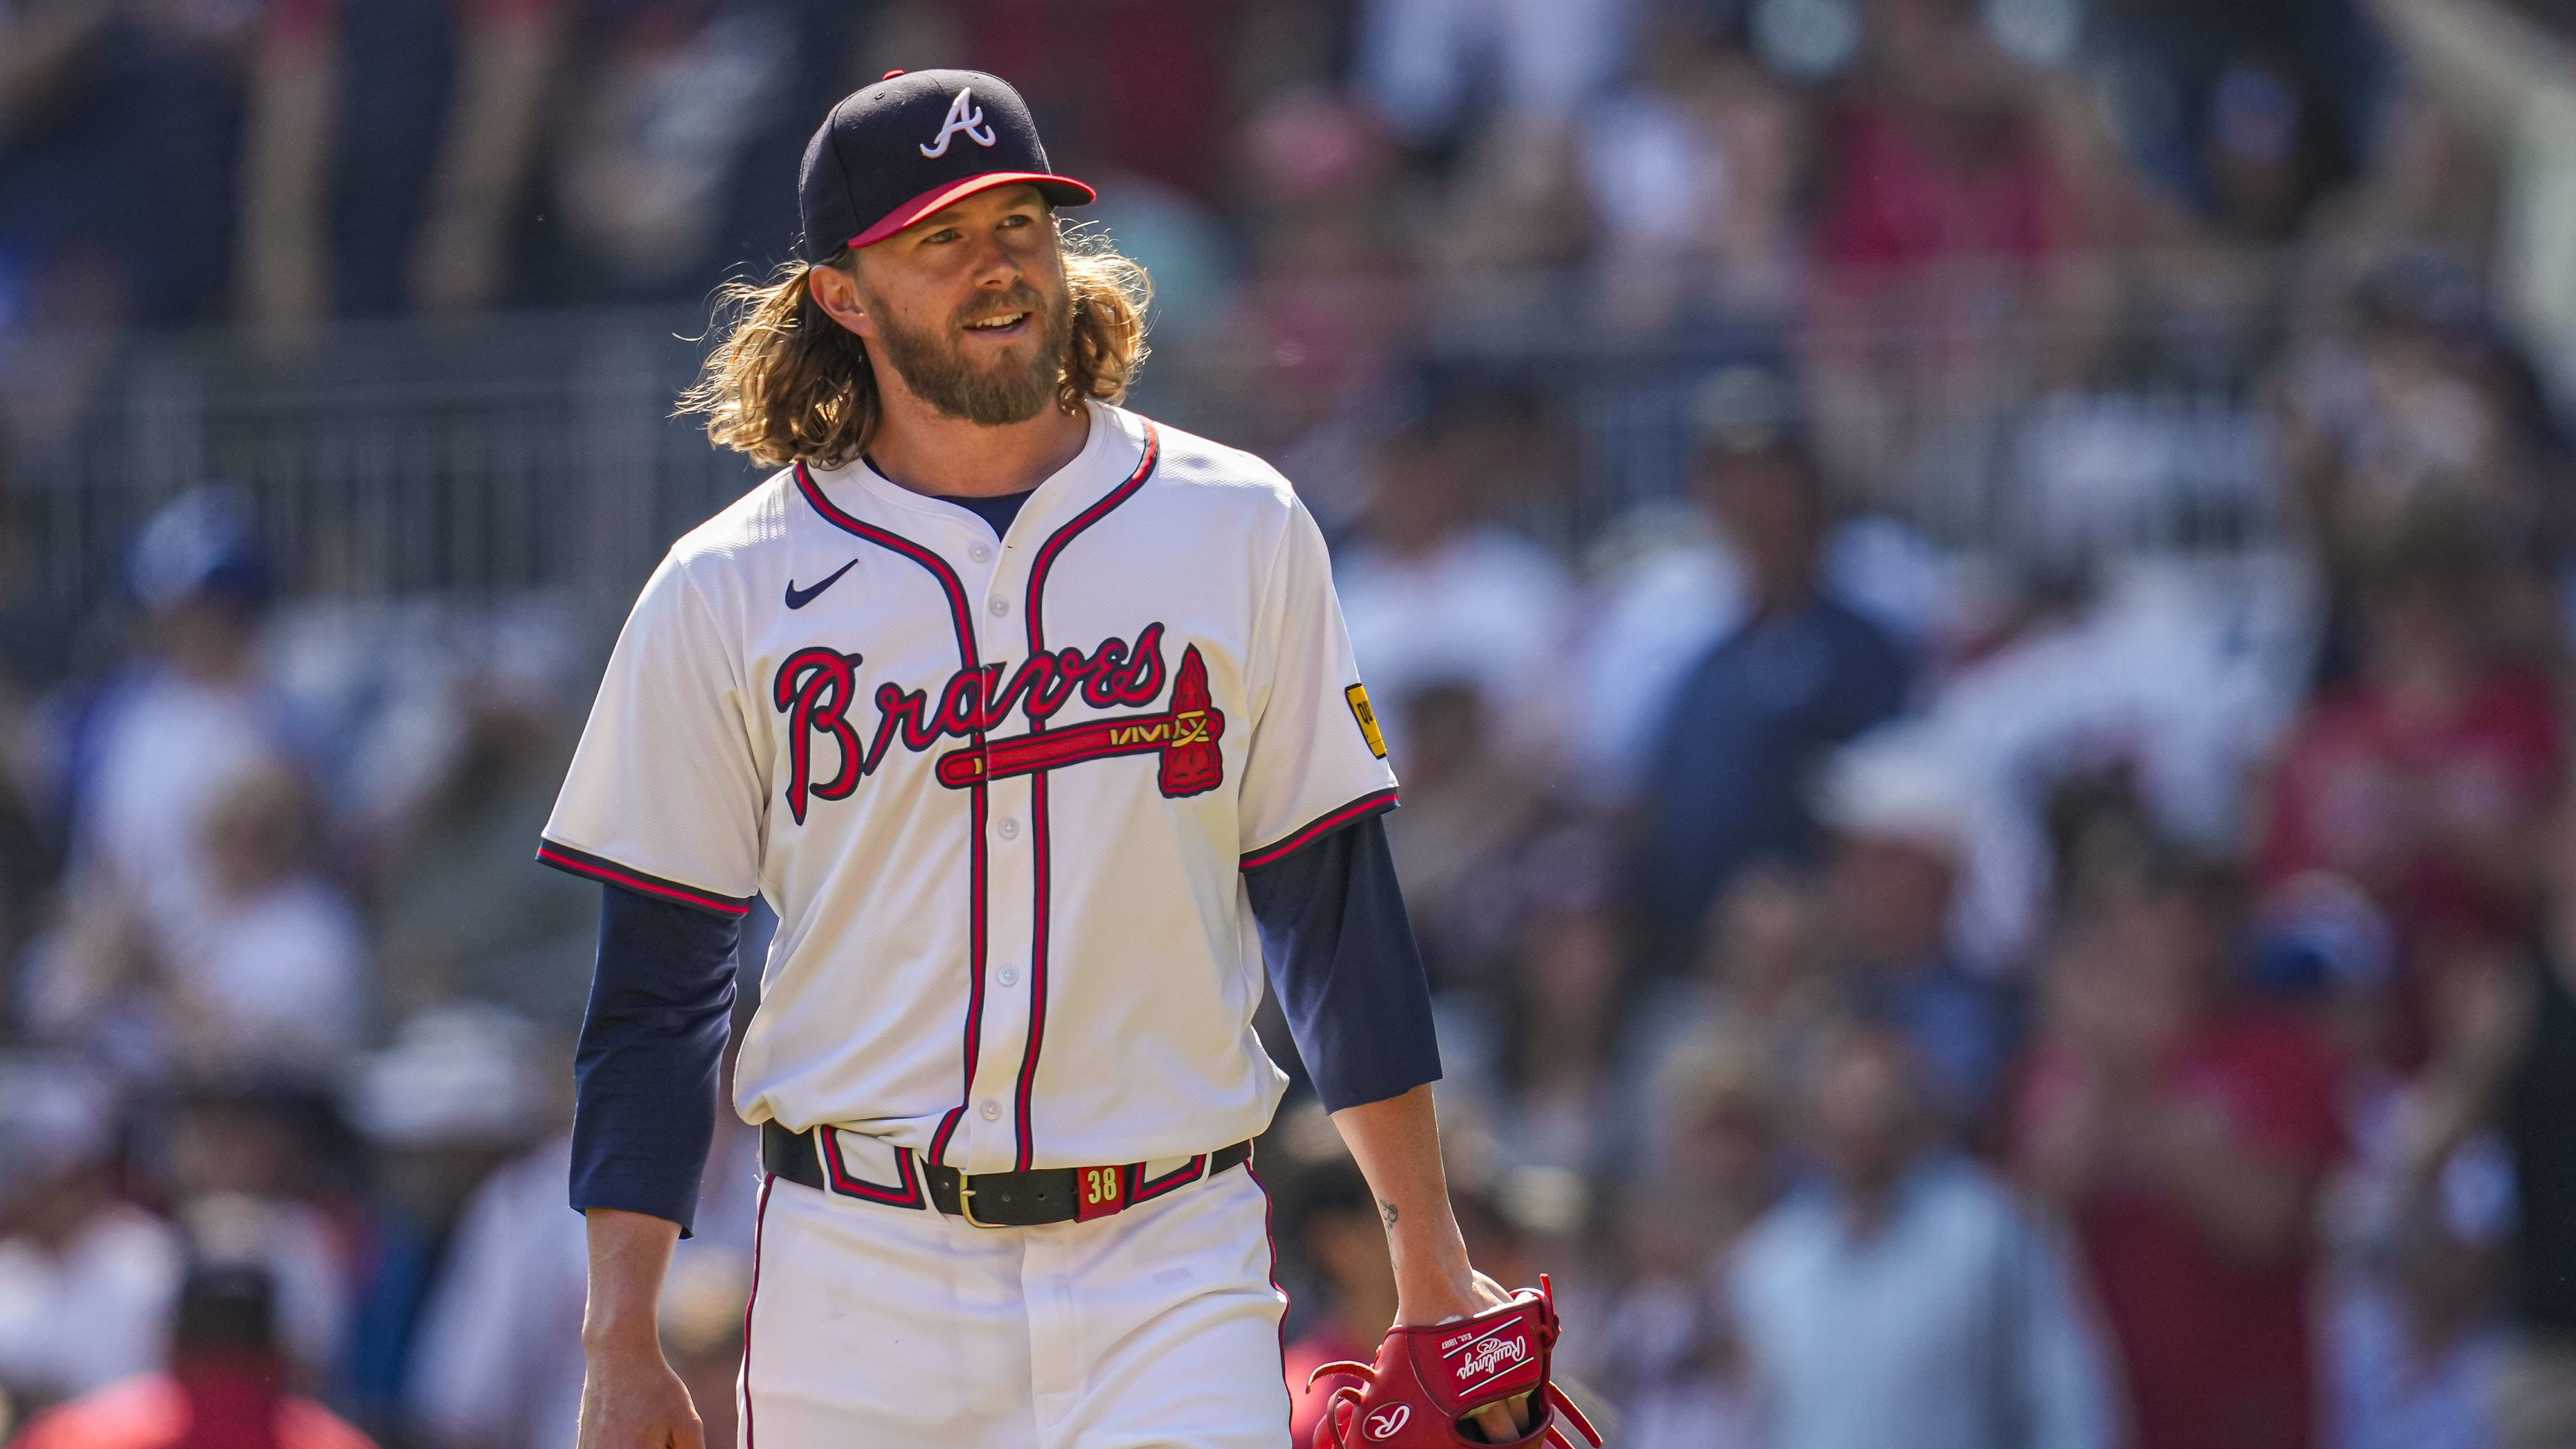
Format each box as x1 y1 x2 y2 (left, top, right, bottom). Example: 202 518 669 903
1243 813 1442 1112
570 883 741 1235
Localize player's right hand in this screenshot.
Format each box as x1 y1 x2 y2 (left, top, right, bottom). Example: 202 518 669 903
576 1341 703 1449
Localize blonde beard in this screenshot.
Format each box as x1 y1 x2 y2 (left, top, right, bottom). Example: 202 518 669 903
863 285 1073 426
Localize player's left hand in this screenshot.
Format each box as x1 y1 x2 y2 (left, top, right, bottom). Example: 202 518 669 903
1394 1269 1535 1441
1311 1274 1599 1449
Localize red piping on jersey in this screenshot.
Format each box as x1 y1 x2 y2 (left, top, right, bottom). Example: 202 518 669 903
1131 1152 1207 1204
742 1172 773 1449
534 839 752 916
819 1127 927 1208
794 463 990 1171
796 462 981 670
1239 786 1401 870
1251 1157 1297 1435
1010 424 1161 1170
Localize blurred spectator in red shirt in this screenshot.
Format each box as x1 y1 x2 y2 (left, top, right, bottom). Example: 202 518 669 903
1811 3 2067 288
2255 505 2560 1065
1803 0 2087 500
2020 854 2347 1449
7 1262 375 1449
875 0 1232 202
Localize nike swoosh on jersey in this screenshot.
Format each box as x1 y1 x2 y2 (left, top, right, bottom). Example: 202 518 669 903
785 559 859 610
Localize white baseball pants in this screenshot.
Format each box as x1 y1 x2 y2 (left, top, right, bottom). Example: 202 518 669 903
736 1148 1294 1448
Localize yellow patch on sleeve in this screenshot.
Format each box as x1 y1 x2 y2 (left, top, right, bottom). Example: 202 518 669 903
1345 683 1387 759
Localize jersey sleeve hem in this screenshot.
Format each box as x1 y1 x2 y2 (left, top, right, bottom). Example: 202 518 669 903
536 838 755 918
1239 787 1401 871
567 1169 701 1238
1315 1061 1444 1115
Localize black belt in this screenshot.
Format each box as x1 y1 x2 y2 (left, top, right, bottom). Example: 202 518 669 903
763 1120 1252 1227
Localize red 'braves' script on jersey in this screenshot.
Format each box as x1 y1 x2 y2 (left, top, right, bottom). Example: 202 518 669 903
770 622 1181 822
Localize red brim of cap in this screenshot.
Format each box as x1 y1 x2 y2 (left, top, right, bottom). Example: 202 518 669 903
848 172 1098 250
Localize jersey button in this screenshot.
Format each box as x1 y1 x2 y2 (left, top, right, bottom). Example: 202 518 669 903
999 965 1020 986
980 1099 1002 1121
988 596 1010 616
969 543 992 562
998 818 1020 839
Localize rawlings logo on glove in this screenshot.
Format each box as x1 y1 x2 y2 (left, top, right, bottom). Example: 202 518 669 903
1448 1323 1531 1392
1307 1277 1603 1449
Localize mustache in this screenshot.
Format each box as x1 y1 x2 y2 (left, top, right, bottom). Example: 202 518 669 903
955 285 1052 330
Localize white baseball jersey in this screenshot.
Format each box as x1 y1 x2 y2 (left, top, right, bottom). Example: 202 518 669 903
541 401 1397 1177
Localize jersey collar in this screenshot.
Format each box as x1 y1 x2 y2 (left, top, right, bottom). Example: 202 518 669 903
810 401 1144 546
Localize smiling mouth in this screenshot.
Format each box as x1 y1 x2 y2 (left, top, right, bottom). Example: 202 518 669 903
962 311 1032 337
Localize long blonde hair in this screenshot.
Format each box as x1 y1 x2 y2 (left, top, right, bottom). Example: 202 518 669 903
679 231 1152 469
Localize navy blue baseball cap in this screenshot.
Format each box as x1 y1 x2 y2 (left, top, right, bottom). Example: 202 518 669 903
799 69 1095 260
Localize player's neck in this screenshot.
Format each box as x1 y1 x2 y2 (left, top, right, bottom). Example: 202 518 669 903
866 391 1092 500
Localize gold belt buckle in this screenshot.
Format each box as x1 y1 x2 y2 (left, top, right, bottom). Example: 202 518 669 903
956 1174 1006 1228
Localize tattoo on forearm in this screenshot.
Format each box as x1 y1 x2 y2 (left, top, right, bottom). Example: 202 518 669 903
1381 1200 1399 1229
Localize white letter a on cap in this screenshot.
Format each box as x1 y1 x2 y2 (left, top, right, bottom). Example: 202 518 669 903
920 90 998 158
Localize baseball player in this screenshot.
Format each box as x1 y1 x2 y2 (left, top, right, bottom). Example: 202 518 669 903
543 70 1593 1449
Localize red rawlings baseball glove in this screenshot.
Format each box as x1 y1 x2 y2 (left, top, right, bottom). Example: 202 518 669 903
1305 1277 1603 1449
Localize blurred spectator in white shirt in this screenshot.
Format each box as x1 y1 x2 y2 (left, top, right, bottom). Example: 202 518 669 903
154 1085 359 1382
165 764 366 1071
1336 402 1575 768
1580 2 1805 330
50 488 311 951
405 1071 759 1449
0 1054 182 1413
346 1002 557 1229
1813 736 2021 1135
337 1000 562 1432
1356 0 1638 144
1731 1027 2116 1449
2329 1175 2509 1449
24 761 364 1080
1892 558 2305 972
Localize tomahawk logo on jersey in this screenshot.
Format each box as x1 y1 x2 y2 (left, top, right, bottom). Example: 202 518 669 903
539 402 1397 1178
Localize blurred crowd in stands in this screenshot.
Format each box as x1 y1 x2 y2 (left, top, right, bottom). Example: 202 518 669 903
11 1 2576 1447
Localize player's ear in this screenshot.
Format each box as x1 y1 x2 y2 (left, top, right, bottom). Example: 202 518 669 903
807 260 875 341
